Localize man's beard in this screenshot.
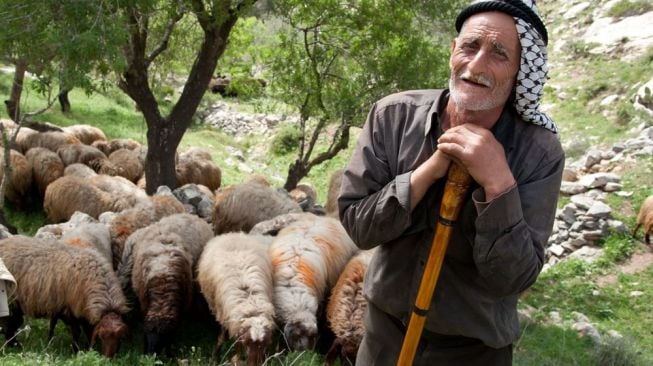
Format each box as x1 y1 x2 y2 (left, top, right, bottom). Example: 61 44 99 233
449 70 513 111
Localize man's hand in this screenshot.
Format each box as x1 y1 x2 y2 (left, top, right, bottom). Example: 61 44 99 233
409 150 451 210
437 123 515 201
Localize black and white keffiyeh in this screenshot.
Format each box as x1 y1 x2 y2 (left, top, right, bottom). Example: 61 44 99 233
455 0 558 134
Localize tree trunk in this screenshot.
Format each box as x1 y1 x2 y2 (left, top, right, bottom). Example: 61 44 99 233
143 120 178 194
284 159 308 192
5 60 27 122
58 88 71 114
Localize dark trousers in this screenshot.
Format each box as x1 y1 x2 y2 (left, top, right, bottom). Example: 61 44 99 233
356 301 513 366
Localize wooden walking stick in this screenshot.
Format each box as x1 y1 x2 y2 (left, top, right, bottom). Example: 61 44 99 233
396 162 473 365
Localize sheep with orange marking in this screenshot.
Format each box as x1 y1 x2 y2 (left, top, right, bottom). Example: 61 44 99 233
60 223 113 264
62 124 107 145
118 213 213 354
0 235 129 357
212 180 302 235
269 215 358 351
325 249 375 364
25 147 64 199
198 233 276 365
634 195 653 245
108 195 186 268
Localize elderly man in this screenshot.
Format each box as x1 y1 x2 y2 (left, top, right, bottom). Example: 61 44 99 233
338 0 563 365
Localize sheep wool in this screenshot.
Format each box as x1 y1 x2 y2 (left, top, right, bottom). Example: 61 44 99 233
0 235 129 357
269 215 358 351
198 233 276 365
109 194 186 269
118 213 213 354
325 249 375 364
25 147 64 199
62 124 107 145
212 181 302 235
634 195 653 245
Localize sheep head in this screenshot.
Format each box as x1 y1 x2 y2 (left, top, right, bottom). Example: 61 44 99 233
91 312 129 358
240 319 274 366
283 320 317 351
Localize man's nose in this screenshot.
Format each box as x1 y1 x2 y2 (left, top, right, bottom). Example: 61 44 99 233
466 49 488 74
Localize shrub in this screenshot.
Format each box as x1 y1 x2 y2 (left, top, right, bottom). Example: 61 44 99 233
608 0 653 19
270 123 301 155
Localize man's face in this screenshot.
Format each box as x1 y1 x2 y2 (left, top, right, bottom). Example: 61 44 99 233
449 11 521 111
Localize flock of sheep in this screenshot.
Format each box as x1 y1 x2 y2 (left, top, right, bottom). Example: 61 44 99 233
0 119 372 365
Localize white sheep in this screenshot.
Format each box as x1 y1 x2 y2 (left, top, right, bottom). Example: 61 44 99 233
198 232 276 365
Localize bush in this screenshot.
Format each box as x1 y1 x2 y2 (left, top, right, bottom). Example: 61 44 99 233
608 0 653 19
270 123 301 155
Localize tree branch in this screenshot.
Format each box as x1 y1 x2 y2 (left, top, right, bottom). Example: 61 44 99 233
145 12 184 67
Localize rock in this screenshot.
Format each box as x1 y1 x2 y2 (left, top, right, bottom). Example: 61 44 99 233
560 181 587 195
568 246 603 263
586 201 612 218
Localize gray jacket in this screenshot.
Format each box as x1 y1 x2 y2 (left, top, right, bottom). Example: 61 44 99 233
338 89 564 348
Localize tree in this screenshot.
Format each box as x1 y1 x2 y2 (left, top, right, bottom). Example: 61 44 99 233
117 0 257 193
268 0 465 191
0 1 128 120
1 1 257 194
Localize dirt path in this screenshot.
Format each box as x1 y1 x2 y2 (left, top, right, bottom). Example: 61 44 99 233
596 247 653 286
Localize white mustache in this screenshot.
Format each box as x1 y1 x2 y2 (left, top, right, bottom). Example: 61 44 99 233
459 71 493 88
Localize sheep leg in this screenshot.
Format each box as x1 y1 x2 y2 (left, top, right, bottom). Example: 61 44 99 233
324 340 341 365
48 315 59 342
60 314 83 352
646 232 650 245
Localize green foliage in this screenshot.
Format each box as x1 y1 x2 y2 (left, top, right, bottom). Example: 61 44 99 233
0 1 128 95
607 0 653 19
270 123 302 155
515 323 596 365
598 233 637 265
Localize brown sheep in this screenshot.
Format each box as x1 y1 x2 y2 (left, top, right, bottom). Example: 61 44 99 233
64 163 97 178
212 181 302 235
91 138 141 156
0 149 34 209
0 235 129 357
325 249 375 365
43 176 117 222
12 126 37 152
326 168 344 217
62 124 107 145
176 148 222 191
108 195 186 268
43 175 146 223
108 148 143 183
118 213 213 354
56 143 107 166
19 131 81 153
634 195 653 245
25 147 65 199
